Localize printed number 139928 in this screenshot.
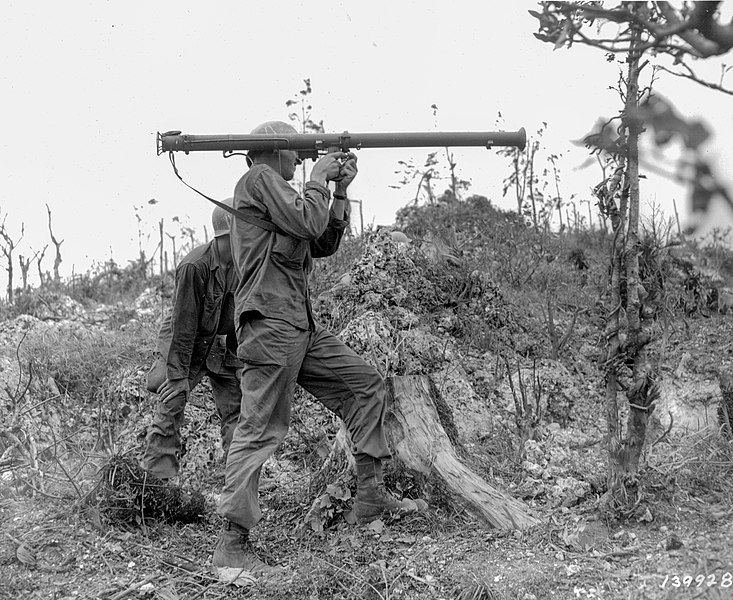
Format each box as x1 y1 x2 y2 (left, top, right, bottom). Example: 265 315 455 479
660 573 732 588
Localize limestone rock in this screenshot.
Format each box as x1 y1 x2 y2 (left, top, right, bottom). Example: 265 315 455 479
652 377 721 435
549 476 592 507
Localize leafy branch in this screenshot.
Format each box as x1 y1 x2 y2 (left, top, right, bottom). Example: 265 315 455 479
531 1 733 94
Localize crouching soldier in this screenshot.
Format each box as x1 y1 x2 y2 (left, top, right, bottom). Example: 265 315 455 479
141 199 242 480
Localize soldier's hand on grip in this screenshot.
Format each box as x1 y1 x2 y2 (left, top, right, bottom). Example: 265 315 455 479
311 152 347 183
336 152 358 186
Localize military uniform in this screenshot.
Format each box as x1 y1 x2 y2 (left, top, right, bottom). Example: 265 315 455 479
219 163 390 529
141 240 242 479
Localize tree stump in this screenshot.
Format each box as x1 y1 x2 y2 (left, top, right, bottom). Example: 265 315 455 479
306 374 539 530
384 375 539 530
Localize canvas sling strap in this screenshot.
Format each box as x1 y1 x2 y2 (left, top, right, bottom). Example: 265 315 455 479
167 152 287 235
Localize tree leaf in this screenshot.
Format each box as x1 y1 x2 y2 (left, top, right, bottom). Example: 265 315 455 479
683 121 710 149
554 28 568 50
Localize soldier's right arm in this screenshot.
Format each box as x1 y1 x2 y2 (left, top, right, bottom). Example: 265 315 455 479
252 167 332 240
165 263 206 381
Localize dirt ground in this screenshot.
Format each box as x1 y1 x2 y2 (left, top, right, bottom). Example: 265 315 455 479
1 457 731 600
1 306 732 600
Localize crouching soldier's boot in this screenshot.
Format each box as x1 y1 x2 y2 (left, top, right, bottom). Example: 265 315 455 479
213 521 284 577
353 455 424 523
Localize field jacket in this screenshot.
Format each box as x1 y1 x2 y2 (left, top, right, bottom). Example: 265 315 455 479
231 164 350 331
156 240 242 381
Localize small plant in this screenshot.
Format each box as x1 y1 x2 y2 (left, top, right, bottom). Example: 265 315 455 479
94 455 207 526
305 483 353 532
504 357 545 459
543 297 580 359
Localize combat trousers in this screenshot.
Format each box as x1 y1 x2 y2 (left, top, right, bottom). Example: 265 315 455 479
141 365 241 479
219 317 391 530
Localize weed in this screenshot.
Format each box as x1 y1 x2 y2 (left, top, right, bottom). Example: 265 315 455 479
504 357 545 459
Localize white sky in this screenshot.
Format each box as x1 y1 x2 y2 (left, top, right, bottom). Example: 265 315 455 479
1 1 732 289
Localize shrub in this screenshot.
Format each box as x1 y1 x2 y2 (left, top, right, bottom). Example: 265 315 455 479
309 230 366 297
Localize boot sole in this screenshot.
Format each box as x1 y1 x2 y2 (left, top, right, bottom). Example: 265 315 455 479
355 506 419 524
354 497 429 524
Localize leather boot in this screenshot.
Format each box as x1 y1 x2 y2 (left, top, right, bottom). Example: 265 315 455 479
212 521 284 575
353 456 420 523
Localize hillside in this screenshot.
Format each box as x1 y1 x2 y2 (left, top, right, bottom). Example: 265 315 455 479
1 196 732 600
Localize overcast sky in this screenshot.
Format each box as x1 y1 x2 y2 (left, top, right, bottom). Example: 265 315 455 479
1 1 732 289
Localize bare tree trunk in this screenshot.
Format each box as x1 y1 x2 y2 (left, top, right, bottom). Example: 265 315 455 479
603 169 626 507
672 198 682 237
46 204 64 284
603 26 659 511
620 40 657 486
19 252 36 291
513 150 526 215
3 250 13 302
358 199 364 237
166 233 177 269
424 172 436 204
550 156 564 231
35 245 48 287
0 217 23 303
19 256 28 291
159 219 164 278
557 201 564 231
528 143 538 230
445 148 458 200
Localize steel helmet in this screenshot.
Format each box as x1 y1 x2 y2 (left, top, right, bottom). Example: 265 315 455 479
247 121 299 166
212 197 234 237
250 120 298 135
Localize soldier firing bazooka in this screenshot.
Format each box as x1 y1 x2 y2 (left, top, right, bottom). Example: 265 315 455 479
155 120 533 568
140 199 242 480
212 120 427 579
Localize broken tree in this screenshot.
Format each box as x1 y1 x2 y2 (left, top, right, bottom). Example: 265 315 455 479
310 373 539 531
385 375 539 530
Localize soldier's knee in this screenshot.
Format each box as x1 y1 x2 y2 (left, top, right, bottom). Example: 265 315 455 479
360 366 386 407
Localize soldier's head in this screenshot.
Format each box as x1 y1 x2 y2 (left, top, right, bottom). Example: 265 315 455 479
212 198 234 264
212 197 233 239
247 120 301 181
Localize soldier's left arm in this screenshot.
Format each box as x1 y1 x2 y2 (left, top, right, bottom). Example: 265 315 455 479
310 199 351 258
311 155 356 257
